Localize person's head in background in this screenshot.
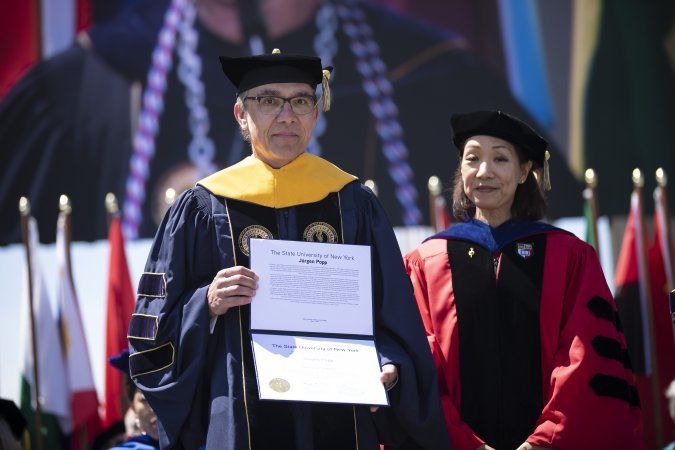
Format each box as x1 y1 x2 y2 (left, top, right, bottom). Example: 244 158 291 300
90 421 125 450
109 350 159 441
0 398 27 450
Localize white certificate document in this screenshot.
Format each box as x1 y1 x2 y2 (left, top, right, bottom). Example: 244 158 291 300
251 334 388 405
248 239 387 405
249 239 373 336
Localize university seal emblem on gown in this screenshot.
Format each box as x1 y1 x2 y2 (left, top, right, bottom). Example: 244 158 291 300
303 222 338 243
238 224 274 256
516 242 533 259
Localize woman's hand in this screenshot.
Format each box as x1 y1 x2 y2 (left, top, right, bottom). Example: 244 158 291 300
207 266 259 317
476 445 495 450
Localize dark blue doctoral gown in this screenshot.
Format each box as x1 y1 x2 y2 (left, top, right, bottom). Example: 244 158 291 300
128 180 450 450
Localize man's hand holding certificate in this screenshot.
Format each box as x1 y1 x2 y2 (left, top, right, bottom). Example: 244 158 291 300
249 238 389 406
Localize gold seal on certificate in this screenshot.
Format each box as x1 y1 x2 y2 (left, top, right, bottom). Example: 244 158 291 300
269 378 291 393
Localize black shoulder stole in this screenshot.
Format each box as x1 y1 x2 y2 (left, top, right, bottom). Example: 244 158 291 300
224 193 343 267
447 234 546 449
295 192 344 245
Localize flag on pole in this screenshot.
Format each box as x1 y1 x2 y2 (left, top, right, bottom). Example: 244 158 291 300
583 193 596 249
55 203 101 447
583 168 599 251
614 187 653 375
102 215 136 427
646 172 675 444
19 216 70 448
432 196 451 233
651 170 674 294
614 171 664 448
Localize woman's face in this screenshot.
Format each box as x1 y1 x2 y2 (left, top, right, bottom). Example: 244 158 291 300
132 389 159 441
461 135 532 224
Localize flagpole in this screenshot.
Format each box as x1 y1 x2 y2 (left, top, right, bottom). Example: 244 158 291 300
583 168 600 254
428 176 441 231
104 192 137 427
105 193 119 229
59 195 76 289
19 197 44 450
58 195 91 450
633 169 664 447
104 193 120 427
655 168 673 287
655 169 675 351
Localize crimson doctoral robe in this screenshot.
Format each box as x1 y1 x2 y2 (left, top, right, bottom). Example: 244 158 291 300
404 219 644 450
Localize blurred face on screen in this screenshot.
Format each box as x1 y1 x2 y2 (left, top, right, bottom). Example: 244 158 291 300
196 0 320 43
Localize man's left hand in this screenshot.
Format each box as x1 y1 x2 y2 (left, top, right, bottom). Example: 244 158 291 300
370 364 398 412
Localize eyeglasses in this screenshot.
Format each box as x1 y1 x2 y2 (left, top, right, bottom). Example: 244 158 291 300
244 95 318 115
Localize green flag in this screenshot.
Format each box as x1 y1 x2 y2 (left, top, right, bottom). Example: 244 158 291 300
19 216 70 449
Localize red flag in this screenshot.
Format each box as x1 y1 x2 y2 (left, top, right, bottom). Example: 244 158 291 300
432 196 452 232
615 190 653 374
428 176 451 232
56 209 102 448
647 183 675 444
651 183 674 301
103 216 136 427
614 184 665 448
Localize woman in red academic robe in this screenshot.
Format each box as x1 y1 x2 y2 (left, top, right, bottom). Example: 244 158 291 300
404 110 644 450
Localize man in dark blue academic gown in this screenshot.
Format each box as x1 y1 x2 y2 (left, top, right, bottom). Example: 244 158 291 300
127 49 450 450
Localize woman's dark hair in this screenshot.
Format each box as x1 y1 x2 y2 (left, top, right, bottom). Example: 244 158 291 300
451 142 547 222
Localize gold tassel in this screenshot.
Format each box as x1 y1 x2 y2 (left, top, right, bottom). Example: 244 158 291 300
542 150 552 191
321 69 331 112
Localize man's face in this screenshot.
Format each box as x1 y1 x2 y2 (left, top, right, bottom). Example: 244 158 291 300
234 82 318 168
